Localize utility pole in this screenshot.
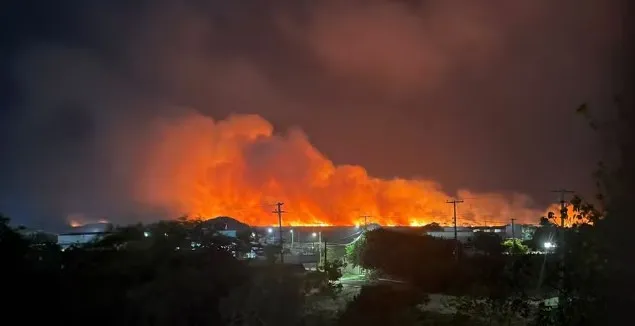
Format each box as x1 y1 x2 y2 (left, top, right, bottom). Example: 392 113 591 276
273 202 285 263
510 218 516 255
551 189 574 258
323 240 327 271
551 189 574 294
551 189 574 229
360 215 372 231
447 199 464 261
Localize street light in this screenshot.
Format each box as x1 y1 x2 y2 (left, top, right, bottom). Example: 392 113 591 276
290 229 294 247
312 231 322 254
267 228 273 234
544 242 555 250
143 231 150 237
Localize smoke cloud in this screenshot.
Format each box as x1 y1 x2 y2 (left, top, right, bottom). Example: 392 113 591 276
0 0 619 229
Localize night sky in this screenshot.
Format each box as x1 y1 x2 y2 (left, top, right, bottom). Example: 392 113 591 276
0 0 620 230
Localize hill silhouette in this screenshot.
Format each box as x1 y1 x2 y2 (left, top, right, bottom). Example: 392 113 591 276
203 216 251 231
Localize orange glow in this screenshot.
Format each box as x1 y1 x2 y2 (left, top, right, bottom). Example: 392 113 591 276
409 220 428 227
132 112 551 226
542 204 592 227
67 214 109 228
69 220 82 228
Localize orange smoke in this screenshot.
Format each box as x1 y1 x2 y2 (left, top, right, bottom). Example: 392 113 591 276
133 112 549 226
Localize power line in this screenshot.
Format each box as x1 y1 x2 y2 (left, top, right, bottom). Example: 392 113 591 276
327 230 365 245
360 215 372 231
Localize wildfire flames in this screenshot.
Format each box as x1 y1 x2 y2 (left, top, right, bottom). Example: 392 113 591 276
128 112 551 227
67 214 110 228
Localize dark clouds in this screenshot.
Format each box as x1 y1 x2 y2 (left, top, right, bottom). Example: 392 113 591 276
0 0 620 229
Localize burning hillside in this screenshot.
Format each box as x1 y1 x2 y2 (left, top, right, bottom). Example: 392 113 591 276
130 112 549 226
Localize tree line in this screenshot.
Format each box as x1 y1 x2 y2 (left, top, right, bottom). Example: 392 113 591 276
0 217 347 326
1 100 631 325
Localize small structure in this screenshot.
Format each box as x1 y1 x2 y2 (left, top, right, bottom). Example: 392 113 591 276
426 229 475 243
218 230 237 238
472 225 506 235
473 224 536 240
510 224 537 241
17 228 57 244
427 224 538 243
57 222 114 249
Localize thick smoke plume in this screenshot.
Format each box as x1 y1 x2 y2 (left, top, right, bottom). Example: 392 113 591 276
0 0 619 229
133 112 549 226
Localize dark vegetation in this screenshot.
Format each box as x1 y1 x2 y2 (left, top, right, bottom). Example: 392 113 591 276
1 101 631 325
0 189 607 326
0 217 342 326
347 227 554 296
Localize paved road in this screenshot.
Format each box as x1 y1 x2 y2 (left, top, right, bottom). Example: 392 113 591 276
338 275 366 288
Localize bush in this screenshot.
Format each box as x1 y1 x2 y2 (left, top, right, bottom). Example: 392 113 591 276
502 238 529 255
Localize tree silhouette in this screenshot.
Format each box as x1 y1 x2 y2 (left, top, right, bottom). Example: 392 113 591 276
471 232 504 256
344 234 366 268
502 238 529 255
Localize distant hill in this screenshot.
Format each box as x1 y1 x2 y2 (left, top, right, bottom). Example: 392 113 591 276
203 216 251 231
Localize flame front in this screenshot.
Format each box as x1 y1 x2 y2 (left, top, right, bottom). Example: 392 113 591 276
133 112 548 226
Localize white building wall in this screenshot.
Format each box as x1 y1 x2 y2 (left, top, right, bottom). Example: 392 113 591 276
426 231 475 243
57 233 105 249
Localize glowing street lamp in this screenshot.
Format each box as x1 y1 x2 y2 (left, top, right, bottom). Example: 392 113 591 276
267 228 273 234
290 229 294 247
544 242 556 250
